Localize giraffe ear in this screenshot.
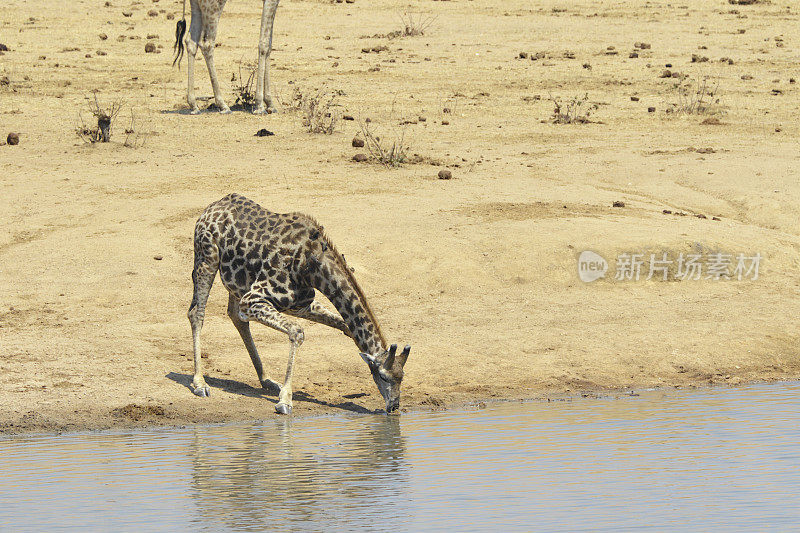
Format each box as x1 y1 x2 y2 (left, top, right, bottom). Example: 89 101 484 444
359 352 379 369
397 345 411 367
383 344 397 369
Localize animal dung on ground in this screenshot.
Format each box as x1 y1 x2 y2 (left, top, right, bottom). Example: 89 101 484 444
352 137 365 148
352 153 368 162
254 128 275 137
6 132 19 145
438 169 452 180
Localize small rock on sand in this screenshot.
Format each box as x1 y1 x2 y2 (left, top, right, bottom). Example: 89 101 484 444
352 153 368 162
438 169 452 180
352 137 365 148
7 132 19 145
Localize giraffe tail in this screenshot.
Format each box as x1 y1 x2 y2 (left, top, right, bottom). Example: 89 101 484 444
173 19 186 68
172 0 187 68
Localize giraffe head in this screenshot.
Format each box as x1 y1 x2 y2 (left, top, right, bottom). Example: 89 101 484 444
359 344 411 413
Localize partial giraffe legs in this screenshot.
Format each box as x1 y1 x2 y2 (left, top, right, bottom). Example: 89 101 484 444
184 2 203 114
254 0 280 114
285 301 352 338
184 0 230 114
238 291 304 414
188 256 218 397
227 293 280 393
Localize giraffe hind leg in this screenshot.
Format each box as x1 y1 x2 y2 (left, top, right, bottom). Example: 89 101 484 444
188 235 219 397
184 1 203 114
254 0 280 114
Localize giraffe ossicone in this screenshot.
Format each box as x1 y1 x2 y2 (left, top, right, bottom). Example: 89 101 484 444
187 193 411 414
173 0 280 115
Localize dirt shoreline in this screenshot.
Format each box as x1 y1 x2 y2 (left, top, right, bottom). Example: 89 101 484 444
4 375 800 436
2 0 799 437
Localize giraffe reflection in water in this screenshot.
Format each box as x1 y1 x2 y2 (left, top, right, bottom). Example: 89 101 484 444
187 415 408 530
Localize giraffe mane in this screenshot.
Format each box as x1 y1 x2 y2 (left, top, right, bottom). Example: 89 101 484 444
300 215 388 351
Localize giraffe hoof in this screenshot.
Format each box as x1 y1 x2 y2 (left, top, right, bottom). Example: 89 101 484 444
275 403 292 415
189 107 201 115
252 106 267 115
219 107 232 115
260 379 280 393
193 386 210 397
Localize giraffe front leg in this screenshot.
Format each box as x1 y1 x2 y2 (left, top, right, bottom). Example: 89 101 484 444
286 301 352 338
227 293 280 393
254 0 280 115
239 292 304 415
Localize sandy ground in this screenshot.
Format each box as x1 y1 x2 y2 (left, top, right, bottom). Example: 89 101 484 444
1 0 799 434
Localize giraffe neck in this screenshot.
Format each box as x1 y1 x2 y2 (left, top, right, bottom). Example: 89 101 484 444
310 255 386 355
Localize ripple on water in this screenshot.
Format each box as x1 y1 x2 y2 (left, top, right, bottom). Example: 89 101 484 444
1 382 799 532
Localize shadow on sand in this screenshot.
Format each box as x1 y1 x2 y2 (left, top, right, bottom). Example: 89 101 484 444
165 372 377 414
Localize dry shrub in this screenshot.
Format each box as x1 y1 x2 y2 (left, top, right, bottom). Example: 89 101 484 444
359 121 409 167
284 87 340 134
670 77 723 116
77 94 122 143
549 93 598 124
397 12 436 37
232 60 257 112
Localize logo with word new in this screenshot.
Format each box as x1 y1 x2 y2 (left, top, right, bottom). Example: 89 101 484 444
578 251 608 282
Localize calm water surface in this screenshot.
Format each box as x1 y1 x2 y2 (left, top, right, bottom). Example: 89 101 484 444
1 382 799 532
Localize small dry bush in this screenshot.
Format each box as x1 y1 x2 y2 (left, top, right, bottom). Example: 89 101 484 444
359 121 409 167
284 87 339 134
398 12 436 37
122 109 147 148
549 93 598 124
77 94 122 143
670 77 722 115
232 60 258 111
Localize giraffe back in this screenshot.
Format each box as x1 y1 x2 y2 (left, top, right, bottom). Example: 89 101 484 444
193 193 321 310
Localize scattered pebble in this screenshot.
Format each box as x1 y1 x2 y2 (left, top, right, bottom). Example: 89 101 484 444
0 44 9 52
691 54 709 63
612 201 625 208
352 137 364 148
144 42 157 53
630 96 640 101
342 115 355 121
254 128 274 137
99 33 108 40
441 120 450 125
153 255 163 260
438 169 452 180
629 52 638 58
122 10 132 16
700 117 722 125
648 106 656 113
352 153 368 162
6 132 19 145
659 69 672 78
147 9 158 16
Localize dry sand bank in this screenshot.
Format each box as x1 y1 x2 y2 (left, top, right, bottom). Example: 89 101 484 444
1 0 799 433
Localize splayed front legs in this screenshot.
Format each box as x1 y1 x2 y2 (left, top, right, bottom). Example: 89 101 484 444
238 291 304 414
